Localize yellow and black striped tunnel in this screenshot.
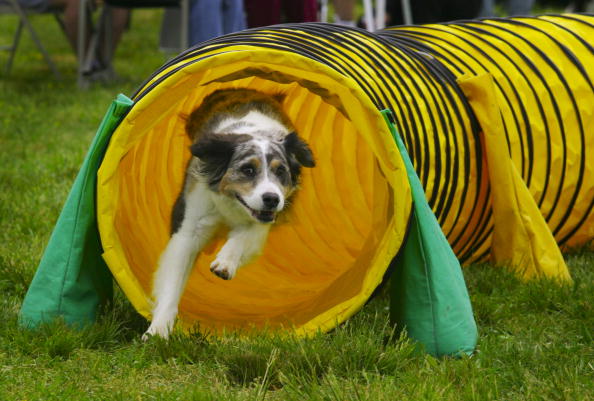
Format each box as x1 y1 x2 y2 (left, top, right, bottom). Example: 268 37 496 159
97 14 594 336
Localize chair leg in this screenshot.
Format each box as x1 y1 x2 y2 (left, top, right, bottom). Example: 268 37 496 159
6 0 61 79
5 20 24 75
78 0 88 88
102 5 113 67
53 13 67 36
363 0 374 31
85 9 102 70
401 0 413 25
376 0 386 30
12 3 62 79
79 1 119 88
78 0 105 88
180 0 189 50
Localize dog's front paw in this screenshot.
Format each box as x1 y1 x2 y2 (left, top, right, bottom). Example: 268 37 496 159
141 331 155 342
142 320 172 341
210 259 238 280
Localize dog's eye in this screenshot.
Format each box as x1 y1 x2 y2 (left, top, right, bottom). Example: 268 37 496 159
275 165 287 177
240 165 256 177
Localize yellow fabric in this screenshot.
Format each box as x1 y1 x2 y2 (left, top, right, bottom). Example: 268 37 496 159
391 15 594 252
96 15 593 336
97 49 412 336
459 74 571 281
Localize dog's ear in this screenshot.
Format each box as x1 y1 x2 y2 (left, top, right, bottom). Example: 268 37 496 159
284 132 315 183
190 134 248 187
284 132 315 167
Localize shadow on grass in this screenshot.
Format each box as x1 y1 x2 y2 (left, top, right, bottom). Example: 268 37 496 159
140 301 421 393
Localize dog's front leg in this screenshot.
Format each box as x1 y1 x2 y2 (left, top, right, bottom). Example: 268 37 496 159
144 218 218 340
210 224 271 280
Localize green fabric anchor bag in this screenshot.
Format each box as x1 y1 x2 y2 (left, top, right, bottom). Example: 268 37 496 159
382 110 478 357
19 94 134 328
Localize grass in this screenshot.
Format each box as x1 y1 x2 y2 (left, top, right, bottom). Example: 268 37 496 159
1 8 593 401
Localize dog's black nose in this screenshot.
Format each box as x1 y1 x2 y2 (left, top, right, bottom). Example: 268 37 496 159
262 192 280 210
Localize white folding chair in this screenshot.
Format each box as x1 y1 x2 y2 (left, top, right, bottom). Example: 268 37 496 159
0 0 63 78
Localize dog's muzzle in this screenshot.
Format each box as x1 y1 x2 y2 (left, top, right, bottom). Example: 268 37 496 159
236 195 277 223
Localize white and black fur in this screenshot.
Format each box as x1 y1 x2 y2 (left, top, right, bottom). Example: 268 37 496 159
143 89 315 339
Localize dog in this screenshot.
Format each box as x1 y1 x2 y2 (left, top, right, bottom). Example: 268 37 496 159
143 89 315 339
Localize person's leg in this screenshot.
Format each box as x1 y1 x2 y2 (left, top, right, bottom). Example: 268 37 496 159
95 5 129 68
109 7 129 50
282 0 317 23
47 0 127 54
333 0 355 25
244 0 281 28
190 0 224 44
48 0 79 51
479 0 495 17
302 0 318 21
222 0 246 34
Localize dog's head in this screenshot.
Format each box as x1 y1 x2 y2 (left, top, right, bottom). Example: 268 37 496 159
190 132 315 223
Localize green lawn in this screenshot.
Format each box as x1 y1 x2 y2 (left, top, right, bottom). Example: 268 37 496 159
1 9 593 401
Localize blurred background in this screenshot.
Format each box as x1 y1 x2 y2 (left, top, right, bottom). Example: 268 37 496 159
0 0 584 90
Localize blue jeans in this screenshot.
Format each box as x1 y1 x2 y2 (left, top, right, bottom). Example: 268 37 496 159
480 0 535 17
190 0 246 45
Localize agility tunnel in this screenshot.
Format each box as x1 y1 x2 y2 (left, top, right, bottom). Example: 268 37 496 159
20 14 594 356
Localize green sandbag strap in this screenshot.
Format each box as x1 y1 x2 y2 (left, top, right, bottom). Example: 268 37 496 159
19 94 134 328
381 109 478 357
